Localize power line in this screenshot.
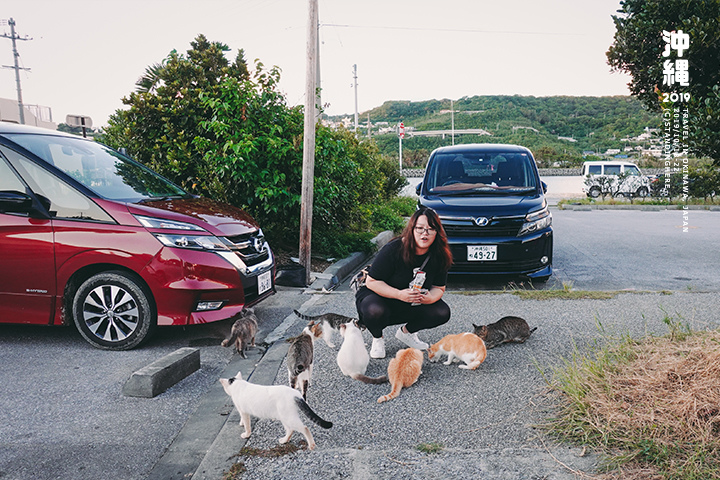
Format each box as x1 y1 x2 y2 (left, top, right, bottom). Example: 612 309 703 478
321 23 584 37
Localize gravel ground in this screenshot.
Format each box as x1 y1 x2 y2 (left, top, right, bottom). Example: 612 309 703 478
217 290 720 479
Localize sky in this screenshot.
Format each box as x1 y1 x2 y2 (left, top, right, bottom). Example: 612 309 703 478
1 0 632 128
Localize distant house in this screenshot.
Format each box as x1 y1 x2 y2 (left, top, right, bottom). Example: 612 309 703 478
0 98 56 130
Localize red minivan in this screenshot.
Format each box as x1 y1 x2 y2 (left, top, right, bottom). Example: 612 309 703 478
0 123 275 350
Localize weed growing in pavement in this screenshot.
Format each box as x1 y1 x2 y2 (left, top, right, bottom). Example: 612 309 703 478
416 442 444 454
542 312 720 479
222 461 247 480
222 443 303 479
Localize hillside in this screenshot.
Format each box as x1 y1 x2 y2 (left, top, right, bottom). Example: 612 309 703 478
327 95 662 168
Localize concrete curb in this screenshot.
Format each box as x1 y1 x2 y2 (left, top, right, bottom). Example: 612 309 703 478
122 347 200 398
307 230 394 291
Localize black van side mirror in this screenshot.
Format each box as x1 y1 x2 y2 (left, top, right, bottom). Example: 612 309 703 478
541 181 548 194
415 182 422 195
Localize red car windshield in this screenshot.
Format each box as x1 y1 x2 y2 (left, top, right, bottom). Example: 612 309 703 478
6 133 188 201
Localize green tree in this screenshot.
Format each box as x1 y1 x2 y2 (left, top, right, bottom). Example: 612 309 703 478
607 0 720 164
101 34 251 194
101 35 405 256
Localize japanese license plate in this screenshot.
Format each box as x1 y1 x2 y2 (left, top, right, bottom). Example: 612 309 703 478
257 270 272 295
467 245 497 261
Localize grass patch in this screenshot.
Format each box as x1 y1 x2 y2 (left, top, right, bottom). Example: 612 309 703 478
543 314 720 479
416 442 444 454
222 461 247 480
222 443 303 479
510 289 620 301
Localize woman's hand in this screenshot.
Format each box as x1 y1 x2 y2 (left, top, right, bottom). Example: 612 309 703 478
367 276 445 305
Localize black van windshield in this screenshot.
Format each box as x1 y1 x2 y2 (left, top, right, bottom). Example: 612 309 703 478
425 151 537 195
7 134 189 201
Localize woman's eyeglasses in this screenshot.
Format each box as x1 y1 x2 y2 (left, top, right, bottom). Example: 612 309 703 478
414 226 437 235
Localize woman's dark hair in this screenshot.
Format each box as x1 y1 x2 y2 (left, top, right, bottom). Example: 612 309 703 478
400 207 453 271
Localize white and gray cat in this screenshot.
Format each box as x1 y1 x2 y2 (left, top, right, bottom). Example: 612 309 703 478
293 309 355 348
219 371 332 450
337 320 387 384
286 325 315 400
472 316 537 349
221 307 259 358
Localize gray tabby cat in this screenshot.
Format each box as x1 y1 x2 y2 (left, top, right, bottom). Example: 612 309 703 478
472 316 537 349
293 309 355 348
221 307 259 358
286 325 315 400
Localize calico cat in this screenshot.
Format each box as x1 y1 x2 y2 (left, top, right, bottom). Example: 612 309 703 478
219 371 332 450
473 316 537 349
293 310 355 348
336 320 388 384
428 332 488 370
377 348 424 403
286 326 315 400
221 308 259 358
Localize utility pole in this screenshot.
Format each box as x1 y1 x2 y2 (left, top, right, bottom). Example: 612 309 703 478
299 0 318 286
1 18 32 125
451 99 455 146
353 64 359 133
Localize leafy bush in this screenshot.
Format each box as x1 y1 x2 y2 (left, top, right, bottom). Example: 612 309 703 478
100 34 409 258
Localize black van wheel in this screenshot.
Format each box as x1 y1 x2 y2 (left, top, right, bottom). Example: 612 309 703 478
72 271 155 350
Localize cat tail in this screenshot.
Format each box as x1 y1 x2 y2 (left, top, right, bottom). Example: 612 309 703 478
293 310 313 321
529 327 538 334
294 397 332 429
221 332 239 348
351 373 388 384
377 383 403 403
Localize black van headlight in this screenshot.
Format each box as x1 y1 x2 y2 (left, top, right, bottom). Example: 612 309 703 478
518 207 552 236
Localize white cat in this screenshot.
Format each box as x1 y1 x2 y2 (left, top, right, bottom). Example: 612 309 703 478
336 320 387 384
219 371 332 450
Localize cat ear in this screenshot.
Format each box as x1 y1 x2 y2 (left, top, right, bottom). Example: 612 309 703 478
472 324 479 329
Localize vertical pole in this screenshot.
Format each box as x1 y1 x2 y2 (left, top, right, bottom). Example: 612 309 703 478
451 99 455 146
353 64 358 133
9 19 25 125
399 136 403 172
299 0 318 286
316 17 321 121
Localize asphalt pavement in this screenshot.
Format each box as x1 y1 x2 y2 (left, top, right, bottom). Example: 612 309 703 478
151 264 720 478
3 204 718 480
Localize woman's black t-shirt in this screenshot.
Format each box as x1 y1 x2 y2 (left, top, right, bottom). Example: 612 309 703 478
355 237 448 302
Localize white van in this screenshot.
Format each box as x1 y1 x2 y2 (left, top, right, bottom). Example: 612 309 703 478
581 161 651 198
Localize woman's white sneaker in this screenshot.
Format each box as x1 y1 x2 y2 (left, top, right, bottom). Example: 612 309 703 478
370 337 386 358
395 327 429 350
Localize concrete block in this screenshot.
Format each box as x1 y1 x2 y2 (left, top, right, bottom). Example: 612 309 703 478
123 347 200 398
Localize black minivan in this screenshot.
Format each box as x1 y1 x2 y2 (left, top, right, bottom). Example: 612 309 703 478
416 144 552 280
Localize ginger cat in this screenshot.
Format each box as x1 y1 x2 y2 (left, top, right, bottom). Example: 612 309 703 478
428 332 487 370
377 348 424 403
